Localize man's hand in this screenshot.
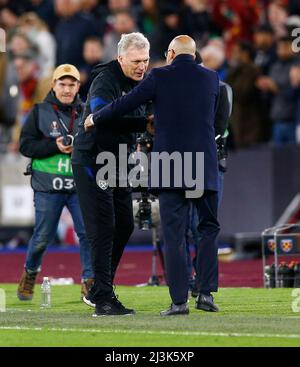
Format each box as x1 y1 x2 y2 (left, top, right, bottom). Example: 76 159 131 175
256 76 279 93
84 114 95 131
56 136 73 154
146 114 155 136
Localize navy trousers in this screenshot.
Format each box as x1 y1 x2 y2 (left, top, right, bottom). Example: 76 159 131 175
159 190 220 305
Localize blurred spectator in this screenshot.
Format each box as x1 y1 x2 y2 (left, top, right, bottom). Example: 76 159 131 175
9 31 34 55
181 0 215 48
17 12 56 78
0 52 18 133
81 0 107 36
80 36 103 100
0 4 19 37
28 0 58 31
104 0 136 33
211 0 260 55
256 36 299 145
200 42 227 80
1 32 32 134
6 32 51 152
267 1 289 38
226 40 265 148
254 23 277 75
149 3 183 61
207 36 227 50
54 0 98 68
253 24 277 141
102 10 138 62
0 0 33 20
137 0 159 36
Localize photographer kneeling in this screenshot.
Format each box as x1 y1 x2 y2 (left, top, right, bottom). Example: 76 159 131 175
17 64 94 301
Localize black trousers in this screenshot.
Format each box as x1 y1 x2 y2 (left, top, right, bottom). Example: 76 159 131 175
72 164 134 301
159 190 220 305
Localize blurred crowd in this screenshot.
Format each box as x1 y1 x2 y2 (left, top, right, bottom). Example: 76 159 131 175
1 0 300 152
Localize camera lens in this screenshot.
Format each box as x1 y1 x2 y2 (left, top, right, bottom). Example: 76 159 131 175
63 135 73 146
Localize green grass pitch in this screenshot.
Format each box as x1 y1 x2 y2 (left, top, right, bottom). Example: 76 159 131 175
0 284 300 347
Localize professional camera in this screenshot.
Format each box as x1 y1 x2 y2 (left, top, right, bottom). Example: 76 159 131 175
131 132 157 230
136 132 153 153
216 136 228 172
135 192 152 230
133 192 160 230
128 132 153 189
62 134 74 146
133 129 164 284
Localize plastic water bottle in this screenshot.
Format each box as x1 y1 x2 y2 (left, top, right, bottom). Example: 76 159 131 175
41 277 51 308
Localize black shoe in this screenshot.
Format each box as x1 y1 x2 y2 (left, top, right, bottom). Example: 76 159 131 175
160 303 189 316
83 295 96 308
93 296 136 317
83 287 117 309
196 294 219 312
84 286 119 309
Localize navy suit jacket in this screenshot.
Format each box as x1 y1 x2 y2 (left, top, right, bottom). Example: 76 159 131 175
93 54 220 192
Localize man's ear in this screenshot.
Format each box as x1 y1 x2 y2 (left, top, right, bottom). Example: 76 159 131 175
170 50 176 63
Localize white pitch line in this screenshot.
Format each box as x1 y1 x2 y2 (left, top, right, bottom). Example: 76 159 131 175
0 326 300 339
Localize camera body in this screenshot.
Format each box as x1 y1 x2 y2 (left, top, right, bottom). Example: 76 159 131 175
136 133 153 154
133 192 160 230
216 137 228 172
62 134 74 147
131 133 157 230
137 193 152 230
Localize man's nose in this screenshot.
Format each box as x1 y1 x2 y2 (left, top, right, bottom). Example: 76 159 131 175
137 62 146 71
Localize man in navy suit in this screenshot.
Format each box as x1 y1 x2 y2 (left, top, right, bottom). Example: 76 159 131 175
85 35 220 316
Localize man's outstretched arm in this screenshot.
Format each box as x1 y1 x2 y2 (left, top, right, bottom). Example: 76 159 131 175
85 71 155 130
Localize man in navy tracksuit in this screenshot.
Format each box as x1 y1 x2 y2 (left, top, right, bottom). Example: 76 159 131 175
85 35 220 316
72 33 151 317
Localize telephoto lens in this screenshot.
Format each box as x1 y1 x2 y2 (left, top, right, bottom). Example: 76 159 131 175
63 135 74 146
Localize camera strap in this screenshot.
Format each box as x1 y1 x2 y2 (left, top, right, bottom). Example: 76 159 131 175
51 104 76 137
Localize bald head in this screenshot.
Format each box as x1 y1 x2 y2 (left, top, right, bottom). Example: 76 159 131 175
166 35 196 64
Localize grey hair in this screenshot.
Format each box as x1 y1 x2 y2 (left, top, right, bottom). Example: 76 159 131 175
117 32 150 56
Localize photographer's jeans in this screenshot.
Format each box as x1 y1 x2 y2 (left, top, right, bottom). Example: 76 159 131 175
25 191 93 279
272 121 296 145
